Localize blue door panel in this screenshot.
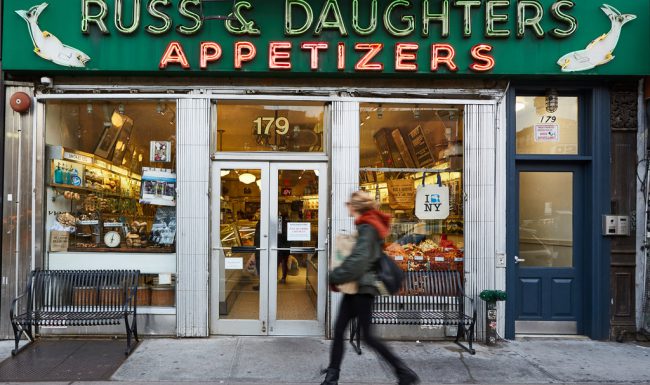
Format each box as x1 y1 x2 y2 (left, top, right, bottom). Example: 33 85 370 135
551 278 573 317
513 164 583 329
519 278 542 318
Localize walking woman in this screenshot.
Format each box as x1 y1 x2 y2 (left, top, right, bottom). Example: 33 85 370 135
322 191 419 385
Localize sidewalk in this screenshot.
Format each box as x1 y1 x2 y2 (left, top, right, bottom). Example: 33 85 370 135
0 336 649 384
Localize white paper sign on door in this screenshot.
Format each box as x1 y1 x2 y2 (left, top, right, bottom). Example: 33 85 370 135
225 257 244 270
287 222 311 241
415 185 450 220
534 123 559 142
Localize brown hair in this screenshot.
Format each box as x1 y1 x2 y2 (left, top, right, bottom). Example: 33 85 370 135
347 190 377 213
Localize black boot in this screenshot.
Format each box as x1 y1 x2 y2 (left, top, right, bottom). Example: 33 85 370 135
396 364 420 385
320 367 340 385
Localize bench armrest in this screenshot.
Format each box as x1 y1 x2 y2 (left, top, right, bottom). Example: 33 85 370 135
455 280 477 320
10 292 29 321
122 286 138 313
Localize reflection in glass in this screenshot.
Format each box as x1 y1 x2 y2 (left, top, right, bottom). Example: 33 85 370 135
516 96 578 155
216 101 325 152
219 168 261 319
360 103 462 170
518 172 573 268
276 169 318 320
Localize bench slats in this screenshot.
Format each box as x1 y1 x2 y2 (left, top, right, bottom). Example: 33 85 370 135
10 269 140 356
351 270 476 355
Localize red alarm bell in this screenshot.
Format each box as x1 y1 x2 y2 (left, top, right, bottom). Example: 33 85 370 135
10 92 32 114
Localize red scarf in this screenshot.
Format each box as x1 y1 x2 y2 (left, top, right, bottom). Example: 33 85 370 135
355 209 391 239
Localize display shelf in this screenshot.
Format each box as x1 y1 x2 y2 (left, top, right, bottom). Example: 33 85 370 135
49 183 134 199
67 247 174 253
48 252 176 274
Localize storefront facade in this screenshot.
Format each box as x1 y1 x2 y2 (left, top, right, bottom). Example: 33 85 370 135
1 0 649 341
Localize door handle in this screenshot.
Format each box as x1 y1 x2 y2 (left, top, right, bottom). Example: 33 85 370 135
271 247 325 253
212 246 266 253
514 255 526 264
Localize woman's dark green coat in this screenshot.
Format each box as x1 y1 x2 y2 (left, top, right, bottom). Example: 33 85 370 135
329 224 380 296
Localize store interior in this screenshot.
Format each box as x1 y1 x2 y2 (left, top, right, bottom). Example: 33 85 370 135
44 100 178 307
359 103 465 292
218 168 319 321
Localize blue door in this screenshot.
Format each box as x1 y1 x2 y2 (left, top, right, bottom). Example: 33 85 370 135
514 164 584 334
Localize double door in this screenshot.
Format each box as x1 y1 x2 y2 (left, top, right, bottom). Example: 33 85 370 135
210 162 327 335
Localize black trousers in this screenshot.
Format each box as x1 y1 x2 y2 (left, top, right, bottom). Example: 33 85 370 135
329 294 404 371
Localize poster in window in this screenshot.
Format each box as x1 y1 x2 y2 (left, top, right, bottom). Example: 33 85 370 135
150 141 171 163
387 179 415 210
140 168 176 206
150 207 177 246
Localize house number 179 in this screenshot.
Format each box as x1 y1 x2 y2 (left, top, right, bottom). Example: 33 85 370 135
254 117 289 135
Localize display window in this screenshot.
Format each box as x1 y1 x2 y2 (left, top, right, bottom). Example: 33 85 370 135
359 103 464 293
44 100 177 307
215 101 325 152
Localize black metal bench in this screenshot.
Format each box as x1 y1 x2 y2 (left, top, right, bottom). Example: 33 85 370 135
350 270 477 354
10 269 140 356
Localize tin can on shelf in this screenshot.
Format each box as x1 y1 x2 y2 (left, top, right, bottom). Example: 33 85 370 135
99 286 124 306
73 287 98 306
150 285 175 306
136 286 151 306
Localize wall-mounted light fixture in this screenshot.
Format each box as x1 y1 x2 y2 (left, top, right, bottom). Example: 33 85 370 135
545 89 558 113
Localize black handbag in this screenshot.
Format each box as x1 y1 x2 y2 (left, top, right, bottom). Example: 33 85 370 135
376 247 404 295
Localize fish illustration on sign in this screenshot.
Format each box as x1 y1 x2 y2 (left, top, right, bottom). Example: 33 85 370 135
15 3 90 68
557 4 636 72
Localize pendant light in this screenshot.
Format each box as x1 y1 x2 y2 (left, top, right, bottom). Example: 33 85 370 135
239 173 256 185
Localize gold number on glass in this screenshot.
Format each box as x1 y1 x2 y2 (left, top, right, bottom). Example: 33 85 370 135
254 117 290 136
275 117 289 135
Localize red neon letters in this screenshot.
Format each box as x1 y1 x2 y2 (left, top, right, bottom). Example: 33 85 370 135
159 41 494 73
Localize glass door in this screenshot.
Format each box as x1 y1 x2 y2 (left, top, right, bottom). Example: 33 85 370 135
210 161 327 336
269 163 327 335
211 162 269 335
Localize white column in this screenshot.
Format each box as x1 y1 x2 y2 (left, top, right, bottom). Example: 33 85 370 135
176 97 211 337
329 100 360 337
464 103 499 341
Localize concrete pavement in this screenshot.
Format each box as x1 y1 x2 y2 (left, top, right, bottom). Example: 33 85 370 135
0 336 649 384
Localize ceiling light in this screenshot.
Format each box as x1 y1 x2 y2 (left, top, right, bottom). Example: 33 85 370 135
377 104 383 119
239 173 256 184
118 104 125 114
314 170 320 177
86 103 93 114
413 105 420 119
220 170 230 177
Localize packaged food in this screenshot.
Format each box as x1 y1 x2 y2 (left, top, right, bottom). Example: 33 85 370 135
407 254 429 272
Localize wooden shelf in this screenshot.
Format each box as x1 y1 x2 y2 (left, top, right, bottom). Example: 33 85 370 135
68 246 175 253
49 183 136 199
